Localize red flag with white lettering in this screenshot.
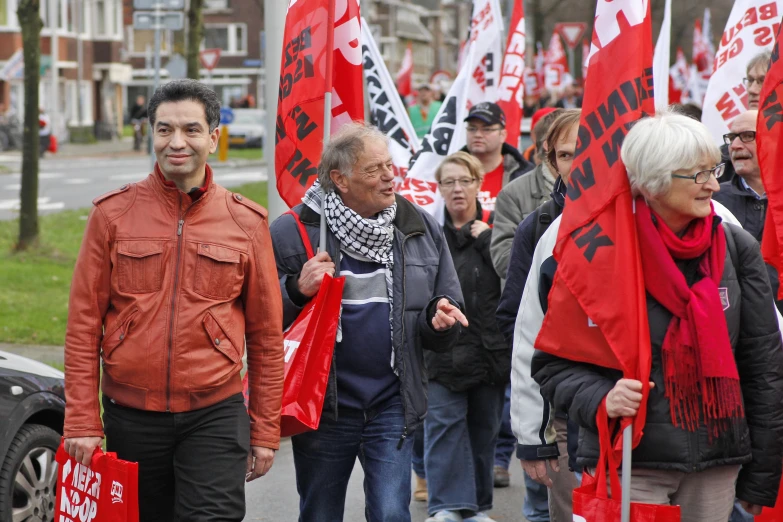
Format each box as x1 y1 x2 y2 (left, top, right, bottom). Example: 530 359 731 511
759 19 783 299
497 0 525 147
544 32 569 90
535 0 655 451
397 42 413 99
275 0 364 208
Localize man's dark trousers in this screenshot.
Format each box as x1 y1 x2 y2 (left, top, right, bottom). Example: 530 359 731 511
102 393 250 522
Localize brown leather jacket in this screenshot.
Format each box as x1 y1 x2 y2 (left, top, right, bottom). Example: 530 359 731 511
64 166 284 449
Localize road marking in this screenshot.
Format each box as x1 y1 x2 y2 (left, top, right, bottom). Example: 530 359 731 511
0 197 65 210
62 178 91 185
40 173 65 179
4 184 20 190
109 173 149 181
213 172 267 182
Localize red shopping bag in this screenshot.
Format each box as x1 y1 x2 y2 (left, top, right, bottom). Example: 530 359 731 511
756 471 783 521
572 400 681 522
243 210 344 437
48 134 57 153
54 440 139 522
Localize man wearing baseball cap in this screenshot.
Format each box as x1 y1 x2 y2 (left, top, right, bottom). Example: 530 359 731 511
461 102 534 213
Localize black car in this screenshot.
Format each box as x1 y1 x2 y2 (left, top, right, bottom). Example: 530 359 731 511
0 351 65 522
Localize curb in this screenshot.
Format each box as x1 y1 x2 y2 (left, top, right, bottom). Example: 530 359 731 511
0 343 64 365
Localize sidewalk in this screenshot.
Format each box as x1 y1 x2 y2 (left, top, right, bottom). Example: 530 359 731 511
1 343 63 365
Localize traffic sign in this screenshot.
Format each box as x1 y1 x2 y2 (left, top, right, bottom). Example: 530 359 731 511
166 53 187 79
133 11 184 31
220 107 234 125
554 22 587 49
200 48 222 71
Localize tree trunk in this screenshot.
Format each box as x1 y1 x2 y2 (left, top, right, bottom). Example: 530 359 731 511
187 0 205 80
16 0 42 251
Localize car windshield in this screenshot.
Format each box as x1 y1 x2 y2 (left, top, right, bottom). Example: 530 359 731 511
232 110 263 125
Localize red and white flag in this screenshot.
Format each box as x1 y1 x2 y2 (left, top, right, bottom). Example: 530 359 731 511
464 0 505 106
535 41 546 89
361 20 420 192
536 0 655 451
702 8 717 74
758 17 783 299
669 47 689 104
544 32 569 90
396 42 413 100
702 0 783 144
582 39 589 81
274 0 365 208
653 0 672 110
496 0 526 147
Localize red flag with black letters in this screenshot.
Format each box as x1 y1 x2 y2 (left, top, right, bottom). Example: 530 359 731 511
534 0 655 450
275 0 364 208
497 0 525 147
759 18 783 299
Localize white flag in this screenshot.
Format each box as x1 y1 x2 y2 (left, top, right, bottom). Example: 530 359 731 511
360 20 421 191
653 0 672 110
701 0 783 144
464 0 505 106
400 47 475 221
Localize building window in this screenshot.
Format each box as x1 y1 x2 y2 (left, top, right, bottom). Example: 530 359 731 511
204 23 247 55
204 0 229 9
131 29 171 54
95 0 106 35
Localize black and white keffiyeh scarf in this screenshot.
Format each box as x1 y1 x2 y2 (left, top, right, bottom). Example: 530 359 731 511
302 181 399 372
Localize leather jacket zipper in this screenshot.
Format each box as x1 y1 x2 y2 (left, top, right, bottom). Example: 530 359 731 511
166 194 192 412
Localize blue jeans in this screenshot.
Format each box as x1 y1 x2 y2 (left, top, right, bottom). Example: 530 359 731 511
412 428 425 478
523 473 551 522
292 396 413 522
729 499 754 522
494 384 516 469
424 381 505 515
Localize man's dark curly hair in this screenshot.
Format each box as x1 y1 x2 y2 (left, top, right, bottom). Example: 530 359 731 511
148 79 221 132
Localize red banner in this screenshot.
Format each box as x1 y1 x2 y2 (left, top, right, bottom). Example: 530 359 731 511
396 42 413 98
535 1 655 451
497 0 525 147
759 20 783 299
275 0 364 208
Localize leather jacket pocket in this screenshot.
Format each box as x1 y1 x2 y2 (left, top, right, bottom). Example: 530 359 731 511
203 311 240 363
194 243 242 299
102 307 141 359
117 241 164 294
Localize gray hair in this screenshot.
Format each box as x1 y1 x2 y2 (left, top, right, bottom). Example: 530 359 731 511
747 50 772 75
621 110 721 198
317 122 390 192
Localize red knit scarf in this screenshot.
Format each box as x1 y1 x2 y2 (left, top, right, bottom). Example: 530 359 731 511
635 198 743 438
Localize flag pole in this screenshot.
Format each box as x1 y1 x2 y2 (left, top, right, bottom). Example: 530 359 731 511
621 424 632 522
320 0 336 251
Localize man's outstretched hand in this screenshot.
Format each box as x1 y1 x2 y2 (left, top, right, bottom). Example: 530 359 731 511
431 298 469 331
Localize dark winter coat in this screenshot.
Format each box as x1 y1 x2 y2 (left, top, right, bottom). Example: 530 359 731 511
425 204 510 392
532 222 783 507
270 195 464 440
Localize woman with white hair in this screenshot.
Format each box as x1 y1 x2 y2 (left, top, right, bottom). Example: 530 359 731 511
531 111 783 521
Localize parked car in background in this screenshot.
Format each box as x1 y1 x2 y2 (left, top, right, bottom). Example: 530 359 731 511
228 108 265 149
0 351 65 522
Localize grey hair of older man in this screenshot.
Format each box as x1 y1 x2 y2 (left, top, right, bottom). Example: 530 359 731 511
317 122 390 192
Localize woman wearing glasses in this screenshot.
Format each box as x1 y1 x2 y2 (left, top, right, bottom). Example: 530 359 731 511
532 111 783 521
422 151 509 522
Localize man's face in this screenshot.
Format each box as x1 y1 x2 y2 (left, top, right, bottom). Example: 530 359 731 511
728 111 759 178
418 88 433 104
466 119 506 157
746 63 767 109
331 138 396 218
153 100 218 179
136 96 145 106
553 123 579 181
563 85 575 98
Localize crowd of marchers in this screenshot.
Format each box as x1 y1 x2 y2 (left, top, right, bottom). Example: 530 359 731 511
59 47 783 522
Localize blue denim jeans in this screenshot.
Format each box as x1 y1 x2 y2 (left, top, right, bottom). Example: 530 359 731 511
291 396 413 522
424 381 505 515
412 428 426 478
729 499 755 522
523 473 551 522
494 384 516 469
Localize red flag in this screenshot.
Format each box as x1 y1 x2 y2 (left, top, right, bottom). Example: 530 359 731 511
535 1 655 450
582 38 589 80
692 19 711 74
396 42 413 98
669 46 688 104
535 41 545 89
544 32 569 90
497 0 525 147
275 0 364 208
759 20 783 299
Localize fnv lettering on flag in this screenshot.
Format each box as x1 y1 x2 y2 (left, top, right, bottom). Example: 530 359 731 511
701 0 782 144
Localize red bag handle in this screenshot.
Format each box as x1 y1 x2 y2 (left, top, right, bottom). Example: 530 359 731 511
594 398 623 501
287 210 315 259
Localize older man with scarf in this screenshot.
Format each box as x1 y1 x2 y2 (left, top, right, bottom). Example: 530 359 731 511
531 112 783 522
270 123 467 522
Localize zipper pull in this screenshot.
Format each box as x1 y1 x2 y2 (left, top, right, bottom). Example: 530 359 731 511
177 219 184 236
397 428 408 450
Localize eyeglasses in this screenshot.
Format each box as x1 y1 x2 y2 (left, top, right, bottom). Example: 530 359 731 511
722 131 756 145
670 163 725 184
466 126 503 134
360 161 395 178
439 178 477 189
742 76 765 87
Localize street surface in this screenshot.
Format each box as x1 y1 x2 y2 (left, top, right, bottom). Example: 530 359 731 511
244 438 529 521
0 155 266 220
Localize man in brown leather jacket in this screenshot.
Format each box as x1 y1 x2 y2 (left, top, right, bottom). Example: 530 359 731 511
63 79 284 522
